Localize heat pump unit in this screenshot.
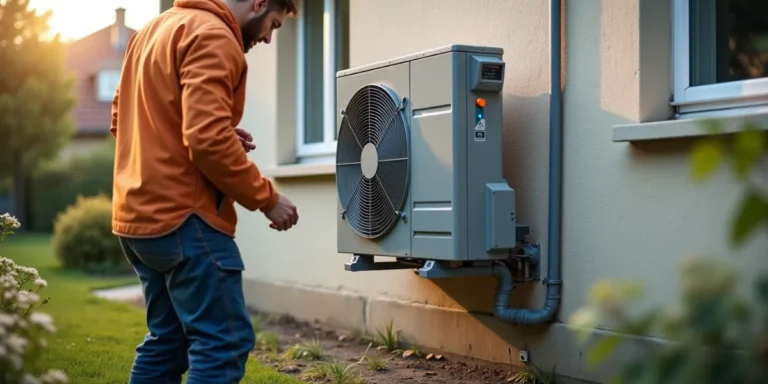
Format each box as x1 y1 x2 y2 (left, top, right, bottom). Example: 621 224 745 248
335 45 516 269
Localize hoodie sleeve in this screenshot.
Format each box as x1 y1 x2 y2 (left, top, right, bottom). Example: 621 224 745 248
178 26 279 213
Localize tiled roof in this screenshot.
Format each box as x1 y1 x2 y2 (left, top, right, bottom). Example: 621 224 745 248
65 15 136 136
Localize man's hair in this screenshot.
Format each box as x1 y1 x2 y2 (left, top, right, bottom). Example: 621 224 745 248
237 0 298 17
269 0 298 17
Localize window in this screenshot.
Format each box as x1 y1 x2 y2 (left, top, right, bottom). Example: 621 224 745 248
295 0 349 162
96 70 121 103
673 0 768 117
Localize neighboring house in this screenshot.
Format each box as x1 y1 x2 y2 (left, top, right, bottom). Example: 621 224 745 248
154 1 763 383
60 8 135 160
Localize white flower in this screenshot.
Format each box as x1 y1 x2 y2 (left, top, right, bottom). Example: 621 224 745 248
20 374 40 384
16 266 39 279
0 313 16 327
40 370 68 384
31 313 56 333
0 213 21 230
34 278 48 287
6 333 28 354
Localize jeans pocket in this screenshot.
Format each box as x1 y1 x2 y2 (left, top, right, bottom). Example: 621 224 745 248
127 232 185 273
189 216 244 273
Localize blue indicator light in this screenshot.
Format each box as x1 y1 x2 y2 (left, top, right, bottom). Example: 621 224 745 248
477 113 483 119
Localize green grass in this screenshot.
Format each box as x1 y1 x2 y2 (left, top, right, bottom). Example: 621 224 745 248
2 234 301 384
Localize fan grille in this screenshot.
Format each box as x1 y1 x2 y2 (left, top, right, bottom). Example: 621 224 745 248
336 84 409 239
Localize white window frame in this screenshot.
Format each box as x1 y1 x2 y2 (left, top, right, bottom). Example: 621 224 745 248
672 0 768 117
96 69 121 103
295 0 340 163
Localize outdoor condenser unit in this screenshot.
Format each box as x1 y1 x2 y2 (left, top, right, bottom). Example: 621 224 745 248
336 45 523 272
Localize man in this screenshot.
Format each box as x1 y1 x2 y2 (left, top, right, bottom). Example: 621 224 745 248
109 0 299 383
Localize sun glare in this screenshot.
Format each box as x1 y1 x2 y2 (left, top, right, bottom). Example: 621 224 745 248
27 0 159 41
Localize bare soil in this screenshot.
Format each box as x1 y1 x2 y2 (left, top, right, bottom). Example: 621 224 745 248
250 311 519 384
129 297 519 383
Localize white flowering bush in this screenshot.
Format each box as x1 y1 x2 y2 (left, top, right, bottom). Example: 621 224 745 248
0 213 68 384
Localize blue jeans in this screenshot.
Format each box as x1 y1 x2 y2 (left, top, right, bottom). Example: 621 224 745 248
118 215 255 384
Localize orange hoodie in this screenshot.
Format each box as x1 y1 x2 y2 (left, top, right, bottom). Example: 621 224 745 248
110 0 279 238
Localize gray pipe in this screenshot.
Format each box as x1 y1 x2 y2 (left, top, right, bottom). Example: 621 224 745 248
491 0 563 325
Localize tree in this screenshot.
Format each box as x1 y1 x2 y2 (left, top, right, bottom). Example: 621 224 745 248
0 0 76 226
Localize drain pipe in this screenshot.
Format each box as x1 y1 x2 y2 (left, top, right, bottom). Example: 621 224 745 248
491 0 563 325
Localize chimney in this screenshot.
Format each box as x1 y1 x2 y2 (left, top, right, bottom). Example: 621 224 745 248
115 7 126 27
111 8 128 51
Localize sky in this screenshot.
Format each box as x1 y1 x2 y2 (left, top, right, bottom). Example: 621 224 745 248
28 0 161 41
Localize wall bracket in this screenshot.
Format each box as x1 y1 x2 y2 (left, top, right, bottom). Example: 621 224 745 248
344 254 420 272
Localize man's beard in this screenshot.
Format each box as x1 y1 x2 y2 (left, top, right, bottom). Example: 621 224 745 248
241 12 268 53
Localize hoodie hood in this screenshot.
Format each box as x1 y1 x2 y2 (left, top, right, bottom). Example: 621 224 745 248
174 0 244 49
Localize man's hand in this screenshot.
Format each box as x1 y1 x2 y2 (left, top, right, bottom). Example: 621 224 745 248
264 194 299 231
235 128 256 152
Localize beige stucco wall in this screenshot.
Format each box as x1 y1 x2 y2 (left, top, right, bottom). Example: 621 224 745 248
236 0 767 382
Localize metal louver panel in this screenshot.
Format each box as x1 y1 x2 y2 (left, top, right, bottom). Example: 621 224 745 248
336 84 409 239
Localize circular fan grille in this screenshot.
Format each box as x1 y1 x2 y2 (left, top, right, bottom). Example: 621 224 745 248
336 84 409 239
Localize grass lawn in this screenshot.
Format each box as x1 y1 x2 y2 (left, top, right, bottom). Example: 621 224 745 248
3 234 301 384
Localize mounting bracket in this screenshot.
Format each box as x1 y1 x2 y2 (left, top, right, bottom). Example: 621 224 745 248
343 224 540 279
344 254 420 272
415 260 496 279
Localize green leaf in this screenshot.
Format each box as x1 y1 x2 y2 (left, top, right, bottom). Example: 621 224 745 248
618 360 651 384
729 191 768 247
690 138 724 182
731 125 765 178
587 333 623 367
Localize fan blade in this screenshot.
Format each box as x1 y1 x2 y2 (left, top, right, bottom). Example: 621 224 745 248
337 116 363 164
376 159 408 211
337 164 362 212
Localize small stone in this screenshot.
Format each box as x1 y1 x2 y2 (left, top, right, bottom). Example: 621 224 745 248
376 346 388 352
338 334 348 342
403 350 415 358
294 333 302 339
425 371 437 376
279 365 300 373
426 353 434 360
435 354 444 361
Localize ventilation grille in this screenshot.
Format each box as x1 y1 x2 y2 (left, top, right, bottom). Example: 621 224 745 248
336 84 409 239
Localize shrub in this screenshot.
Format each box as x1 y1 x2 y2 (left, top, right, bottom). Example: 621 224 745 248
0 213 68 383
571 121 767 383
52 194 128 275
29 139 115 232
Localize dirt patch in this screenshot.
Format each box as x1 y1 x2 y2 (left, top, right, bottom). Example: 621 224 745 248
250 311 519 383
128 298 519 383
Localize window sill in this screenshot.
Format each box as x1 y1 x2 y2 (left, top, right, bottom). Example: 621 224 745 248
612 111 768 142
264 163 336 179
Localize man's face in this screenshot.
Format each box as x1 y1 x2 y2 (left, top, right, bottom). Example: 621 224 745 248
240 5 288 53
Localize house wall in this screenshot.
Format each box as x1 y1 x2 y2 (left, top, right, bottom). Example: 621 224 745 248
236 1 767 382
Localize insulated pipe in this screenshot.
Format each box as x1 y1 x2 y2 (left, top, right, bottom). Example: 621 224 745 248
491 0 563 325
